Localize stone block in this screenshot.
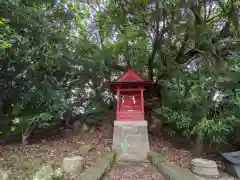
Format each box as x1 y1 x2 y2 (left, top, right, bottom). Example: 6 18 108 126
112 120 149 162
191 158 219 178
62 156 84 175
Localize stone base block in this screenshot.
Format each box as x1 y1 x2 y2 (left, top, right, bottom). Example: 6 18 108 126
191 158 219 178
112 120 149 162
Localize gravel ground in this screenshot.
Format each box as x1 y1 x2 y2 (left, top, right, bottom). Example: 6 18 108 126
107 162 166 180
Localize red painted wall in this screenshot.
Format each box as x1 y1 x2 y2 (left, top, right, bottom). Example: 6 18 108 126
119 91 142 112
116 90 144 121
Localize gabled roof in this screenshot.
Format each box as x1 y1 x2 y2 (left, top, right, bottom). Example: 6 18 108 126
109 66 154 90
116 66 146 82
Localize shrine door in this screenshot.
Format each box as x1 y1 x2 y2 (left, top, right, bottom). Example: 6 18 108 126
117 91 144 121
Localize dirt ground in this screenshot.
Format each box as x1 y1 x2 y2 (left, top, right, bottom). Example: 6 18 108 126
107 162 166 180
0 115 229 179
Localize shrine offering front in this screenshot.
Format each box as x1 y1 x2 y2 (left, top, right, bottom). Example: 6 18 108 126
116 88 144 121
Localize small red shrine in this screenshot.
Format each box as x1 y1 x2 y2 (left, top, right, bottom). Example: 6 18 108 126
109 67 154 121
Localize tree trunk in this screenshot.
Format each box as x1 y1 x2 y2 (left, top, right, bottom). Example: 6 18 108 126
194 89 215 156
120 1 130 66
22 121 36 145
147 110 153 132
195 128 204 156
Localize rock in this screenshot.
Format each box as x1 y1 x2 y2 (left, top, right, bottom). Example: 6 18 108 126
33 164 54 180
0 169 9 180
191 158 219 178
62 156 84 175
54 167 63 178
149 151 234 180
79 144 93 156
81 124 89 132
73 120 81 134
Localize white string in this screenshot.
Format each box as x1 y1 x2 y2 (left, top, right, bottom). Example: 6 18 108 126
121 96 124 104
117 94 141 105
132 96 136 104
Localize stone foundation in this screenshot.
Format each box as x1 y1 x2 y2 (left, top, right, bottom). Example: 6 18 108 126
112 120 149 162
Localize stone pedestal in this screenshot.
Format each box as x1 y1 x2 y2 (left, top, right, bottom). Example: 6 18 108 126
191 158 219 179
112 120 149 162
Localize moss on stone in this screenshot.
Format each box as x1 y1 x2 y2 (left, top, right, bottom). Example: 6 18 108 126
79 151 116 180
148 151 195 180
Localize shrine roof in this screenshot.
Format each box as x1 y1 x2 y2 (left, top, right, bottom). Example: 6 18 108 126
111 66 151 83
109 66 153 89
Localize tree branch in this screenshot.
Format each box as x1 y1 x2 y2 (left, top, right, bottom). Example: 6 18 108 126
148 1 168 80
175 32 189 63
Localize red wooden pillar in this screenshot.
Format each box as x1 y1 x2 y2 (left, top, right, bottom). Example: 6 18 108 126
116 88 120 120
141 88 144 113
